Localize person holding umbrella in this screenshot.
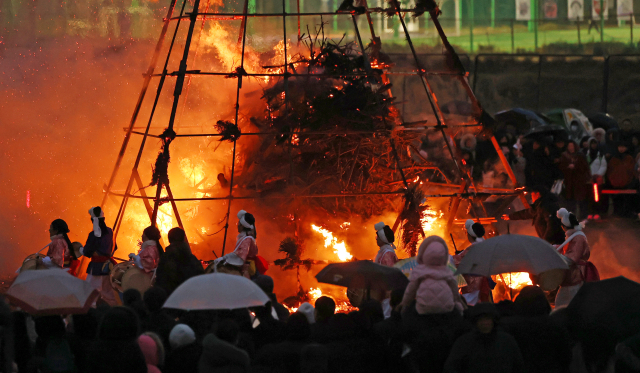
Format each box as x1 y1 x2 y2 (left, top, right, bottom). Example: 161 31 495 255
373 222 398 267
453 220 492 305
554 208 591 308
214 209 260 278
81 207 117 306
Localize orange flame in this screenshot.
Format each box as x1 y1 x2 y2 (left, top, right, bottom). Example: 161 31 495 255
311 224 353 261
500 272 533 289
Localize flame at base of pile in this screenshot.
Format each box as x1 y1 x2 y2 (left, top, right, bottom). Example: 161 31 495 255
283 287 357 314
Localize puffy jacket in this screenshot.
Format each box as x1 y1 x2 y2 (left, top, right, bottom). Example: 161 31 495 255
400 236 465 315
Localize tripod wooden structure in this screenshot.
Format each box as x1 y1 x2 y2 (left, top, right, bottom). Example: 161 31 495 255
100 0 528 256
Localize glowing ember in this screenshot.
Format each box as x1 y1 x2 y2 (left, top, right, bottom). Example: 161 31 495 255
339 222 351 230
311 224 353 261
26 190 30 208
500 272 533 289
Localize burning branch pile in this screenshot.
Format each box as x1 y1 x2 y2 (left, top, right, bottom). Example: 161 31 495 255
237 26 422 219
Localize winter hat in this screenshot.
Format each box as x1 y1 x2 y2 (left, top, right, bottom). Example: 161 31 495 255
88 206 105 237
237 210 255 229
169 324 196 350
374 222 394 244
138 335 160 367
465 219 485 242
593 128 606 144
557 208 581 230
297 302 316 324
416 235 449 266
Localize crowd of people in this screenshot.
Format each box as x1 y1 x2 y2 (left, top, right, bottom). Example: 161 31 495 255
4 198 637 373
459 127 640 221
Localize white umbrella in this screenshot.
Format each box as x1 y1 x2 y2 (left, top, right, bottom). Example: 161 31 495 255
5 269 99 315
163 273 270 311
455 234 568 283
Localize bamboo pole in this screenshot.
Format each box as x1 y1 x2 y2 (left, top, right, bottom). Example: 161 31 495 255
100 0 179 209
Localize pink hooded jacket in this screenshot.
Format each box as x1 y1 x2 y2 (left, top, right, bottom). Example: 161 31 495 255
400 236 465 315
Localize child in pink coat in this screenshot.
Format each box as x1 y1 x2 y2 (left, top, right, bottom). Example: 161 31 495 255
401 235 465 315
129 226 163 273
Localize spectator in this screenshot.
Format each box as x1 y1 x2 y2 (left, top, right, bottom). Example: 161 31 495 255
251 302 285 351
559 140 590 220
164 324 200 373
123 288 148 322
255 312 312 372
253 274 289 322
606 142 636 217
30 315 76 373
604 128 621 160
155 227 204 295
501 286 572 373
579 136 590 153
300 344 329 373
585 137 607 220
310 296 336 343
401 235 465 315
129 226 163 273
199 319 250 373
511 142 527 186
443 303 524 373
142 286 175 349
86 307 147 373
138 333 164 373
503 185 565 245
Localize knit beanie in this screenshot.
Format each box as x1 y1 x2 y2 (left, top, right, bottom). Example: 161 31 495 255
169 324 196 350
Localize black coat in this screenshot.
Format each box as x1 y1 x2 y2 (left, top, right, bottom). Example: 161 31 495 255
508 195 565 245
155 241 204 295
444 329 525 373
85 340 147 373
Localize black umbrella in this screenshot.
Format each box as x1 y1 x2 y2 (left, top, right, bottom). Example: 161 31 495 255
315 260 409 292
588 113 618 131
523 123 569 139
494 108 551 135
566 277 640 342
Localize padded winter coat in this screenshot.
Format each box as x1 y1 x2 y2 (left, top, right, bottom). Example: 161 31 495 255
400 236 465 315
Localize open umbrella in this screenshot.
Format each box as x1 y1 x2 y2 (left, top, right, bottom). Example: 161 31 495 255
454 234 568 289
315 260 409 292
163 273 269 311
494 108 551 135
5 269 99 315
566 277 640 342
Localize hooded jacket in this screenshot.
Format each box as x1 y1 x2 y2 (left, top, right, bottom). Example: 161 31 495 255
558 229 590 287
400 236 465 315
155 241 204 295
585 138 607 178
607 145 635 188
